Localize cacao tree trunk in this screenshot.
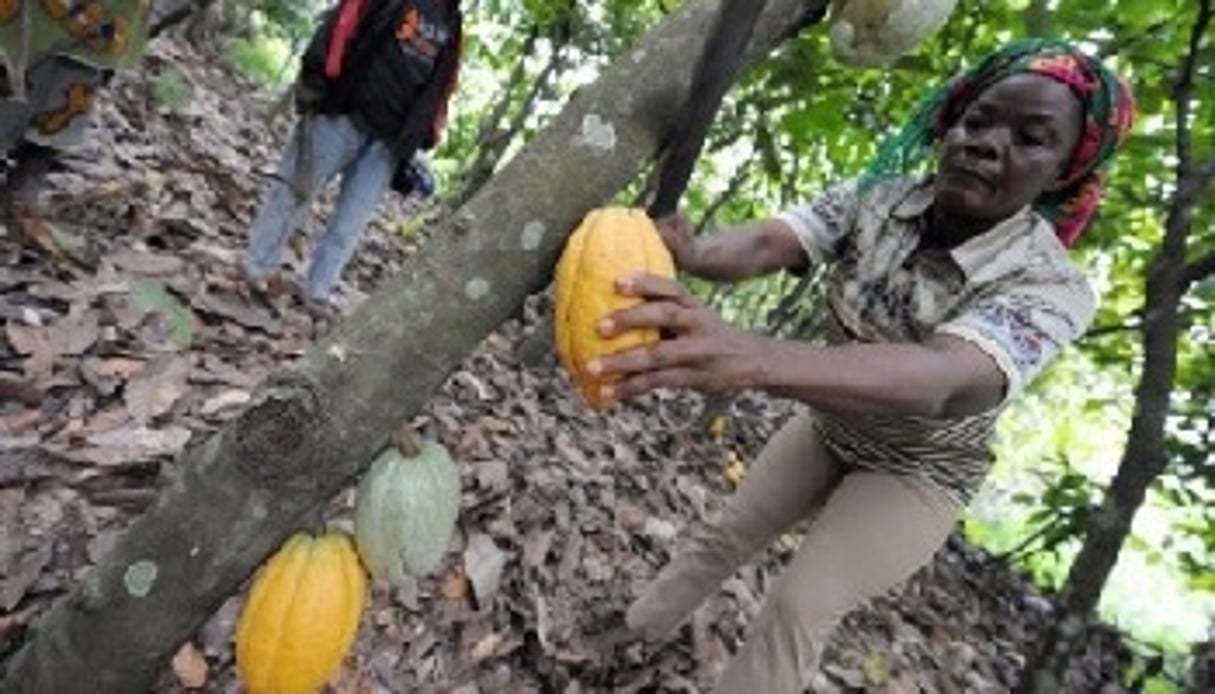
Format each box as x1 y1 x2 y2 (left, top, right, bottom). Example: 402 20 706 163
1017 3 1213 691
0 1 828 691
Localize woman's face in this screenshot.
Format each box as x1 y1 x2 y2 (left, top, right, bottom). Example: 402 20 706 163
934 73 1084 226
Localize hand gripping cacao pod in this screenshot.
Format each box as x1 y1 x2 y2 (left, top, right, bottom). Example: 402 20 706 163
553 207 676 408
354 435 461 585
235 532 366 694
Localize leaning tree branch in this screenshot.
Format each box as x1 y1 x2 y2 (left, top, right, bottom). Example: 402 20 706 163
0 1 829 691
1172 0 1212 176
1080 304 1209 343
149 0 217 39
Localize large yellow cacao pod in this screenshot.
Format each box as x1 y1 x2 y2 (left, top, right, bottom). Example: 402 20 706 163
354 439 461 585
553 207 675 408
235 532 367 694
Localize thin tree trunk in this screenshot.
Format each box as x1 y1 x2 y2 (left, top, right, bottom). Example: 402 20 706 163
463 47 566 199
1194 632 1215 692
1024 0 1052 36
149 0 224 39
1018 2 1213 690
454 26 558 205
0 1 828 691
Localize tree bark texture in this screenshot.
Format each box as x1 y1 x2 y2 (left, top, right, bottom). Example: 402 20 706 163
1193 636 1215 692
1018 2 1212 690
0 1 828 691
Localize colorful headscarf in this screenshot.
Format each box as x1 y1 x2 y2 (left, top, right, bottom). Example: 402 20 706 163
862 38 1136 247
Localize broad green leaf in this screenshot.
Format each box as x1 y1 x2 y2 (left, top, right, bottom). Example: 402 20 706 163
127 277 196 350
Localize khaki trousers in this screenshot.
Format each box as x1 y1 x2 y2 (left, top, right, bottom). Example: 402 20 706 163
626 411 959 693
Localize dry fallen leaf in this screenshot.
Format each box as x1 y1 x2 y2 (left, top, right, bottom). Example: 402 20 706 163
171 642 209 689
464 534 509 605
124 355 191 423
470 631 505 663
50 304 101 356
4 322 49 357
199 389 251 416
80 356 147 396
4 323 55 382
13 216 96 265
0 544 52 611
109 249 186 276
722 450 746 487
55 425 192 467
442 566 470 601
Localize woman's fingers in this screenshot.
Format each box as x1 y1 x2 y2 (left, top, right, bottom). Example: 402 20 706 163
615 273 695 303
598 298 697 338
654 212 695 263
598 273 704 337
590 335 720 379
585 272 759 402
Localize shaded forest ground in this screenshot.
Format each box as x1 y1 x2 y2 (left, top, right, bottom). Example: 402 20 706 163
0 39 1142 692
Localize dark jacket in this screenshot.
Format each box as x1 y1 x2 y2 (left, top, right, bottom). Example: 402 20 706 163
300 0 463 156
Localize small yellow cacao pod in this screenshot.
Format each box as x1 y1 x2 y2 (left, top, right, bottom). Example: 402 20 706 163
234 532 366 694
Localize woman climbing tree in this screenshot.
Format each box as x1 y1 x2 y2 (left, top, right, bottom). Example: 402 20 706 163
601 39 1136 693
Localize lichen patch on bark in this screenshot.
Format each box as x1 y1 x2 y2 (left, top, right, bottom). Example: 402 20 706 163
465 278 491 300
521 221 545 251
575 114 617 152
123 561 158 597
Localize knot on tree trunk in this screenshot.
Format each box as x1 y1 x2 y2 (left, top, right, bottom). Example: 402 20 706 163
232 372 330 490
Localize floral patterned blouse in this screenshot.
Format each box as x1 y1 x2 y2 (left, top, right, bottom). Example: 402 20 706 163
775 175 1096 504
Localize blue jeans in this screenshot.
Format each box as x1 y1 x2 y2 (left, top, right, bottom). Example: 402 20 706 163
243 114 397 301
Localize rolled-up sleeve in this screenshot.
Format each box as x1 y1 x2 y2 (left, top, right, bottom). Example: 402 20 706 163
776 179 860 264
936 276 1096 396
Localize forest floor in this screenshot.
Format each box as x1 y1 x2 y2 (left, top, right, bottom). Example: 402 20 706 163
0 38 1141 693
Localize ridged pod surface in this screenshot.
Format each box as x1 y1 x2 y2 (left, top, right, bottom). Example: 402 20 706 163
354 440 461 584
553 207 675 408
235 532 366 694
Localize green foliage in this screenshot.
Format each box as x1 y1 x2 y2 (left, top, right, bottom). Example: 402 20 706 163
227 35 295 86
1119 642 1186 694
251 0 323 44
222 0 326 86
1018 462 1101 562
150 67 194 113
127 278 196 349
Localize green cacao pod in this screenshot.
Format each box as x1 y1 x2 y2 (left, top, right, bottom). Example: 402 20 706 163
354 439 461 585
